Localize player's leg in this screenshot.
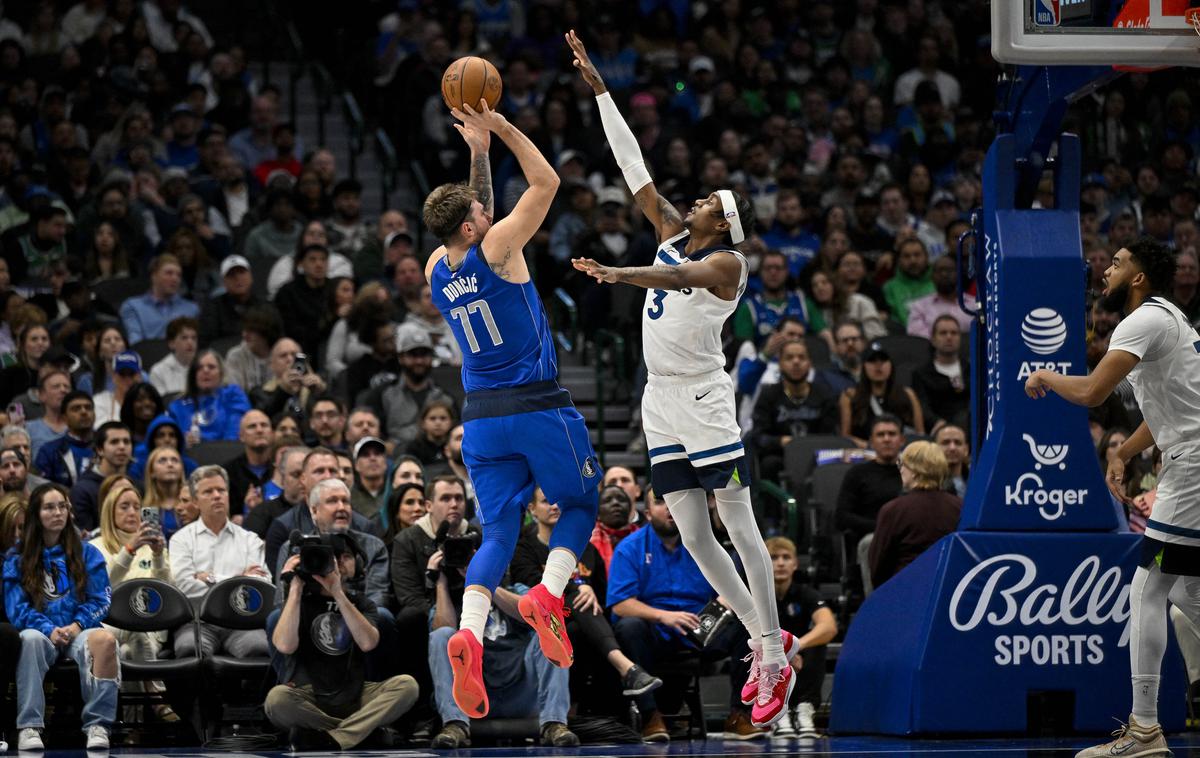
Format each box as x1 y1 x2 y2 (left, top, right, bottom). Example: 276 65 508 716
1076 539 1177 758
448 418 535 718
520 406 603 667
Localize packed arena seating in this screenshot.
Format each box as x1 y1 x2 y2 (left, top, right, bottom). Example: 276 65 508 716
0 0 1193 750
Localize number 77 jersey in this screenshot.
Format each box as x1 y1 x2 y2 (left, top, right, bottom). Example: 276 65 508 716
430 244 559 392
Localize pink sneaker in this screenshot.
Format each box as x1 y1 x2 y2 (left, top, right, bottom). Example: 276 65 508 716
740 629 801 705
518 583 574 668
750 665 796 728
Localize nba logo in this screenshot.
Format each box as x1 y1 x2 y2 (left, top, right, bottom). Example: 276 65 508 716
1034 0 1061 25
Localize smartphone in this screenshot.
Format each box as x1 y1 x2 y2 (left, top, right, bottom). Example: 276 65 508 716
292 353 308 375
6 403 24 425
140 506 161 532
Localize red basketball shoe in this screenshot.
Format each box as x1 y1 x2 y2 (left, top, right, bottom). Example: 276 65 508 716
517 583 574 668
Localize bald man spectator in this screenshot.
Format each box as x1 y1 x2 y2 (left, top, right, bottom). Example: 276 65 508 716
226 410 276 517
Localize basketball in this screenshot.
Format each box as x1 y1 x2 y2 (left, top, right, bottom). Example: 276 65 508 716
441 56 502 112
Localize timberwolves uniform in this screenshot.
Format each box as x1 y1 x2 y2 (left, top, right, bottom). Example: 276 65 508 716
1108 296 1200 560
643 231 750 494
430 246 602 529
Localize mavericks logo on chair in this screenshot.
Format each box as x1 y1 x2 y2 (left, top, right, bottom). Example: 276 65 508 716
229 584 264 616
130 586 163 618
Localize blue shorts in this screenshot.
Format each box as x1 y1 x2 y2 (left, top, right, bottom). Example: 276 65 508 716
462 406 603 528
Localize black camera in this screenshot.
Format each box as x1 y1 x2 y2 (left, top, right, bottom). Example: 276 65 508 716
288 532 339 578
434 522 480 571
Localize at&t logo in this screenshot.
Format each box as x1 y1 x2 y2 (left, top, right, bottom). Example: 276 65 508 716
1017 307 1072 380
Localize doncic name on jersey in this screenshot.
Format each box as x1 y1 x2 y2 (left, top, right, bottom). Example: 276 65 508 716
441 274 480 302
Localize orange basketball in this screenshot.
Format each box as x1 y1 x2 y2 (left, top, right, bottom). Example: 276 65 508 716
441 56 503 112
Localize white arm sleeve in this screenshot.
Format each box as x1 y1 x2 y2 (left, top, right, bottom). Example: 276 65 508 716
596 92 653 195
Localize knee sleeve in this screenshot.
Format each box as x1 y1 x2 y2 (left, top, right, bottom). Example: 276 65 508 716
548 488 599 558
1130 563 1177 677
664 489 757 622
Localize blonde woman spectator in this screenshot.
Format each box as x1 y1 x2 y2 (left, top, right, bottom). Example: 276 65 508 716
867 441 962 591
90 482 178 722
142 447 187 540
0 491 25 551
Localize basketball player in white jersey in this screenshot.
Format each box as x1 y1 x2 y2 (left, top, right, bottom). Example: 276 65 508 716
1026 237 1200 758
566 30 796 728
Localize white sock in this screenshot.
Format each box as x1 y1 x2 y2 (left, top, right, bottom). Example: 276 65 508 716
1131 675 1160 727
735 608 761 643
540 548 576 598
459 589 491 643
760 628 786 672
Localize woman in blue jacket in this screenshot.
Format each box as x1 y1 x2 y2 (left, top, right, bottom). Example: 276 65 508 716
4 484 118 751
167 348 251 443
128 415 198 482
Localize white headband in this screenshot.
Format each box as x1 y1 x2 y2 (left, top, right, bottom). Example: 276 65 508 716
717 189 745 244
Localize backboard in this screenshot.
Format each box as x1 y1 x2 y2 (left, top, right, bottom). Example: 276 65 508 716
993 0 1200 67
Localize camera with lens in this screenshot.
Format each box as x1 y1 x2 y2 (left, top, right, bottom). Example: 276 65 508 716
433 522 480 572
285 532 352 582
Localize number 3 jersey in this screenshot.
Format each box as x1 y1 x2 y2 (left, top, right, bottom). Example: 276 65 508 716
643 231 748 378
431 244 558 393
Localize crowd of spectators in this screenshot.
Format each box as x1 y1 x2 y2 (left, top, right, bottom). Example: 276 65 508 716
0 0 1193 748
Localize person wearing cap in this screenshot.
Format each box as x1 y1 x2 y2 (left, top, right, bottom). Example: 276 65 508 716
400 283 462 368
118 253 201 343
376 325 454 450
327 179 373 258
0 444 47 495
839 341 924 447
274 244 336 368
351 436 388 519
164 103 201 171
670 56 717 124
199 254 278 343
906 254 974 338
354 209 408 284
92 351 144 428
148 316 199 397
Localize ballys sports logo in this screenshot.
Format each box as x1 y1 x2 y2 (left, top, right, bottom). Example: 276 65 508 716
1017 307 1072 381
949 554 1131 666
1004 434 1088 520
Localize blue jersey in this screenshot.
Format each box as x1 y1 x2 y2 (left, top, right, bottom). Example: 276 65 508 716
430 245 558 395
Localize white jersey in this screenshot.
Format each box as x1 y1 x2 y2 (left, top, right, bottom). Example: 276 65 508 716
1107 296 1200 452
642 231 747 378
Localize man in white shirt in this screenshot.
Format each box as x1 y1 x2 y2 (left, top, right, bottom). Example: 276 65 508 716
149 316 198 396
169 465 271 657
892 35 961 109
1026 238 1200 758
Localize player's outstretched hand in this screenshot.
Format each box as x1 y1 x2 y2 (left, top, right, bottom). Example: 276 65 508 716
1024 370 1050 399
451 99 507 134
565 29 606 94
453 114 491 154
572 257 619 283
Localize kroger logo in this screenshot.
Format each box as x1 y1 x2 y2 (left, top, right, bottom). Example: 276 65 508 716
1004 434 1087 520
1021 308 1067 355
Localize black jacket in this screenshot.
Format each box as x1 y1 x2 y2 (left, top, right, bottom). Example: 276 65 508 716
199 292 278 343
911 359 970 429
389 515 479 617
225 452 274 518
751 381 839 454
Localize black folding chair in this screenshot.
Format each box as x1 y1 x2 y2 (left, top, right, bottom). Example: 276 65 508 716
198 577 276 738
104 579 202 737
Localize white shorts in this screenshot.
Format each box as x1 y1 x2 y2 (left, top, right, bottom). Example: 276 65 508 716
1146 440 1200 547
643 369 745 469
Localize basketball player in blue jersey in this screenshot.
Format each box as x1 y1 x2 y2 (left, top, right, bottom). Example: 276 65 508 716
566 30 797 728
421 100 601 721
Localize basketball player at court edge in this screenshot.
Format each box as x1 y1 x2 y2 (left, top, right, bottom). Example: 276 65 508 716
421 99 604 719
567 29 798 728
1026 237 1200 758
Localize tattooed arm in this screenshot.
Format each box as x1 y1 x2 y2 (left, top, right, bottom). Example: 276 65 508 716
468 149 494 219
633 186 686 244
452 101 556 284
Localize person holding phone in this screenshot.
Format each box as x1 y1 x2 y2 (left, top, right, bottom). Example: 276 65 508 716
89 482 178 723
248 338 326 423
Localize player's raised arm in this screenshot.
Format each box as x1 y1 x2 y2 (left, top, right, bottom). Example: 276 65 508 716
453 100 558 279
459 113 493 219
566 29 685 244
572 252 743 293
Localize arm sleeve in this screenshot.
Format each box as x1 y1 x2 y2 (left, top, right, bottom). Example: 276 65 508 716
595 92 653 194
72 545 112 630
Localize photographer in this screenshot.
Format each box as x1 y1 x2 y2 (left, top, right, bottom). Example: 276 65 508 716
249 338 327 423
267 492 418 751
389 475 477 704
